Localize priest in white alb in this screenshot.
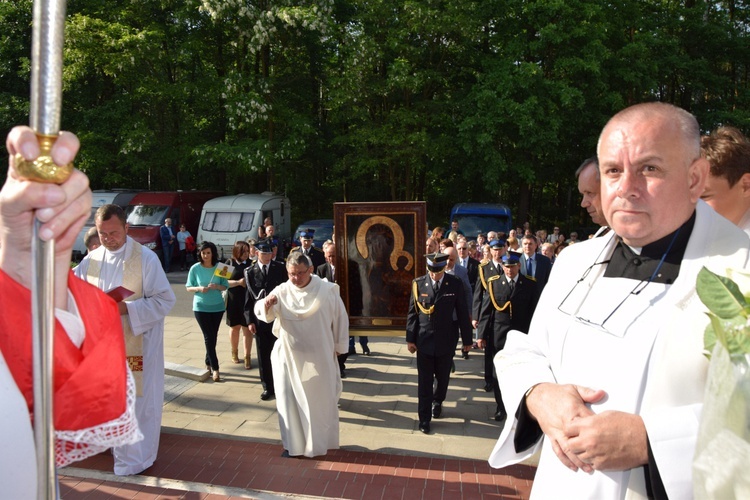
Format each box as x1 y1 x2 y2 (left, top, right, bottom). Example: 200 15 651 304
488 103 750 499
255 251 349 458
75 204 175 475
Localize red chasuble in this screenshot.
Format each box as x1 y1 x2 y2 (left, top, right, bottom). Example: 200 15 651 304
0 269 127 431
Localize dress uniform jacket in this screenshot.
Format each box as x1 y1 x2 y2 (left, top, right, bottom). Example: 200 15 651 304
478 273 538 351
289 246 326 271
406 273 473 355
244 260 288 326
472 260 501 320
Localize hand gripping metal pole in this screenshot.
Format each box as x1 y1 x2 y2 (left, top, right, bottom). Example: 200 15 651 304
14 1 71 498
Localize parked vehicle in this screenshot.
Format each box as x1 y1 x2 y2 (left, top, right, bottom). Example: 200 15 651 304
292 219 335 248
125 191 224 260
72 189 141 261
197 192 291 260
449 203 513 239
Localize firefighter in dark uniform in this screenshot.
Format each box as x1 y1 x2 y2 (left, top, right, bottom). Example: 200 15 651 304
406 252 473 434
289 230 326 270
472 239 506 392
477 250 538 422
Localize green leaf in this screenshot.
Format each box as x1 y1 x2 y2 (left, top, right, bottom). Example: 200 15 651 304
707 313 750 357
703 319 716 360
707 313 728 355
696 267 748 319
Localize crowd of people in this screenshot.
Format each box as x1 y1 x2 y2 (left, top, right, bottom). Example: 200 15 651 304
3 101 750 496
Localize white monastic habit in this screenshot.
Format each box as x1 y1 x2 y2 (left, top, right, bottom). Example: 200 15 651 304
75 236 175 475
254 274 349 458
488 201 749 500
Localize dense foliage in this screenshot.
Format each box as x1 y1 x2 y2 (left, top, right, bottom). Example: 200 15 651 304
1 0 749 231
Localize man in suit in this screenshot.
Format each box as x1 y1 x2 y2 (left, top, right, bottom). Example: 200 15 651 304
477 251 538 422
160 217 175 272
406 253 473 434
473 239 505 392
444 246 472 360
290 230 326 270
456 239 479 290
315 240 350 378
244 241 288 400
519 234 551 293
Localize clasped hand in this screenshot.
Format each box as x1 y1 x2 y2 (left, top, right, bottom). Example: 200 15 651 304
526 383 648 473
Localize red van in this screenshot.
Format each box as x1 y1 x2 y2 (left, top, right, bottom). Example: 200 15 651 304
125 191 224 262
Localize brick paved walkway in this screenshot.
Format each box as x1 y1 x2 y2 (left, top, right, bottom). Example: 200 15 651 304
60 432 535 499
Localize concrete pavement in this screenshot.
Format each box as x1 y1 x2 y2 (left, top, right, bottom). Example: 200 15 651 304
160 269 510 461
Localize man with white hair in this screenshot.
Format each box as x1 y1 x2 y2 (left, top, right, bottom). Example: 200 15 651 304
488 102 749 498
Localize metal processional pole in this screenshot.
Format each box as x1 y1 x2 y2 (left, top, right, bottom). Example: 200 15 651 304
14 0 72 498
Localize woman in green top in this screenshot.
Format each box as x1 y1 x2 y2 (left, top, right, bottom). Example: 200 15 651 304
186 241 229 381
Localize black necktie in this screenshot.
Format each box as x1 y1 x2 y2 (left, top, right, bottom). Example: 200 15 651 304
508 278 514 292
433 280 440 294
262 265 267 277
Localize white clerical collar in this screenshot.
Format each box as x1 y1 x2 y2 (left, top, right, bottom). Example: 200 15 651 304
625 244 643 255
107 241 127 256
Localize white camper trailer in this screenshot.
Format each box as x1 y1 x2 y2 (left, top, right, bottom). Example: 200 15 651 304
197 192 291 260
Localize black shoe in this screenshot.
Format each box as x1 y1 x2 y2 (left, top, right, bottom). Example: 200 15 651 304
340 369 347 379
260 391 275 401
418 421 430 434
281 450 290 458
494 410 507 422
483 382 493 392
362 346 371 355
462 351 469 360
432 402 442 419
348 347 356 355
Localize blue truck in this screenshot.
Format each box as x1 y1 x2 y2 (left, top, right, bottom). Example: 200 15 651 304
449 203 513 239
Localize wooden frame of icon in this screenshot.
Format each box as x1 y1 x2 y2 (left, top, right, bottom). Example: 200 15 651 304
333 201 427 330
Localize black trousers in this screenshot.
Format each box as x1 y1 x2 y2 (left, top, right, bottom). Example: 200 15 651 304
416 350 453 423
337 353 348 372
254 323 277 393
484 340 495 384
194 310 224 371
349 336 368 348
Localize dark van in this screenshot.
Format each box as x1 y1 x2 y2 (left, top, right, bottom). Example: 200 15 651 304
125 191 224 261
449 203 513 239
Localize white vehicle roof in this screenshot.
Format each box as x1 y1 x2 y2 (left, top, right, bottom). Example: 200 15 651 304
202 192 287 211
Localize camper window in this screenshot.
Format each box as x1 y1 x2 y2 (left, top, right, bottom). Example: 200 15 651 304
202 212 255 232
